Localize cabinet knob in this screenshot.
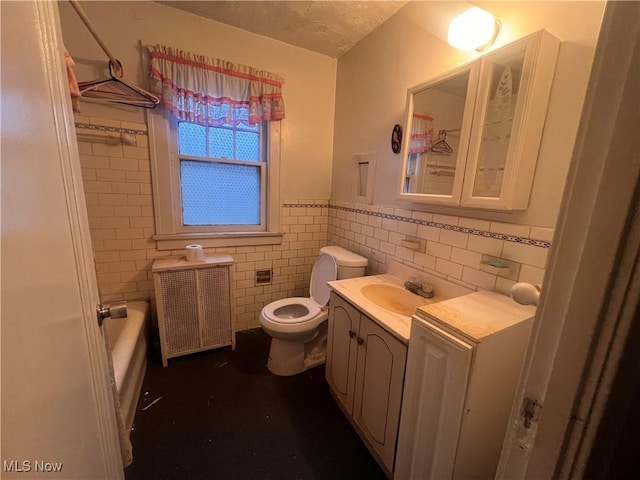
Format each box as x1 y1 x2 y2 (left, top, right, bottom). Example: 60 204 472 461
356 337 365 345
348 330 356 338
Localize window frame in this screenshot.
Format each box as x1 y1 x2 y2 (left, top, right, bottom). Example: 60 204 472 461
148 109 282 250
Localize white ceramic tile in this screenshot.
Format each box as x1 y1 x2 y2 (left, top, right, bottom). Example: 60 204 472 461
90 117 120 128
439 229 469 249
366 236 380 250
530 227 554 242
380 206 394 215
519 264 546 285
394 208 413 218
379 241 395 255
364 214 378 226
451 248 482 268
374 229 389 242
412 211 433 222
462 267 497 291
370 250 387 265
435 258 463 279
120 122 147 132
417 224 440 242
495 277 517 296
388 231 405 245
426 241 451 260
458 217 491 231
395 245 415 262
433 213 459 226
489 221 531 238
398 221 418 236
502 242 549 269
361 225 374 237
413 251 436 270
445 277 478 291
382 218 398 232
467 235 504 256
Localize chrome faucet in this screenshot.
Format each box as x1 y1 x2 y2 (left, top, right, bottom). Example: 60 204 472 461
404 277 434 299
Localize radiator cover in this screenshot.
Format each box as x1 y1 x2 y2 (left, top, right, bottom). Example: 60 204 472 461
153 255 235 366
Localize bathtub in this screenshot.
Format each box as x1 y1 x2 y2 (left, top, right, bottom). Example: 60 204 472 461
103 300 149 432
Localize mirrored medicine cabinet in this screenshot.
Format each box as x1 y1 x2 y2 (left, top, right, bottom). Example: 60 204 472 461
399 29 560 210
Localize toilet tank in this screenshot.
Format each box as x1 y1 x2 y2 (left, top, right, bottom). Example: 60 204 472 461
319 246 368 279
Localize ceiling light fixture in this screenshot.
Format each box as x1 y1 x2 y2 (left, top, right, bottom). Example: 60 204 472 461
448 6 501 52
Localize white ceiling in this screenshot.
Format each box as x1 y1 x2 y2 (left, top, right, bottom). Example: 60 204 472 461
159 1 409 58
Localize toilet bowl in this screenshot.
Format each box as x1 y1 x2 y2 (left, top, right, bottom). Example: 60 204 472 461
259 246 367 376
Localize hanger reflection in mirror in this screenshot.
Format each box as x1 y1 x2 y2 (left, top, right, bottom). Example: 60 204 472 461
78 60 159 108
429 129 454 155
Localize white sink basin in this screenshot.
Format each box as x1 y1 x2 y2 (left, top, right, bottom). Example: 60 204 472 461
360 284 429 316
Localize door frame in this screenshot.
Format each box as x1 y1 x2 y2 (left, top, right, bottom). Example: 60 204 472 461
497 1 640 477
39 1 123 475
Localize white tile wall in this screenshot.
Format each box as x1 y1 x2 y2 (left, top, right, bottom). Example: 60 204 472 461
328 200 553 294
78 117 553 329
78 116 329 332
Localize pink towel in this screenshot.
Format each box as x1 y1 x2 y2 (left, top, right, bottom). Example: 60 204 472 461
64 47 81 112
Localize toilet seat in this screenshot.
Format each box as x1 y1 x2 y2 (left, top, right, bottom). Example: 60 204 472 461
262 297 322 324
261 252 337 325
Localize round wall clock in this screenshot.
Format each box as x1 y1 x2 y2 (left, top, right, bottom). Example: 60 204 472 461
391 124 402 154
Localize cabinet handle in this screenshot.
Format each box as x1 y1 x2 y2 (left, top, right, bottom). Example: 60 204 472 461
356 336 365 345
348 330 356 339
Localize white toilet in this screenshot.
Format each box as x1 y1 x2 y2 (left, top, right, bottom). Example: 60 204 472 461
259 246 368 376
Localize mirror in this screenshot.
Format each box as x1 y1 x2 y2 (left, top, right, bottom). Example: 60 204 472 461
400 62 479 205
470 48 526 198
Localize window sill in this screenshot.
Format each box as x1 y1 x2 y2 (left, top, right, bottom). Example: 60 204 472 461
153 232 283 250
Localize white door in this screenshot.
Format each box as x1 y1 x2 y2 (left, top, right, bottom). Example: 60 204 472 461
395 318 473 480
497 1 640 477
1 1 122 478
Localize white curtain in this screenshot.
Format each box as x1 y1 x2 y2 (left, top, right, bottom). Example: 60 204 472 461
409 113 434 154
148 44 285 127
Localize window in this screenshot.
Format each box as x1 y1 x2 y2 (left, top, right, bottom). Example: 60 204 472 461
177 121 264 229
149 110 282 250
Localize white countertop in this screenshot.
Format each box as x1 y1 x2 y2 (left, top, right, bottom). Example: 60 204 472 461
328 274 447 344
152 254 234 272
416 291 536 343
329 272 535 345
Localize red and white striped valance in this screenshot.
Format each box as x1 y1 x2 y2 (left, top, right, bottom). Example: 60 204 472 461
409 113 434 154
148 44 285 127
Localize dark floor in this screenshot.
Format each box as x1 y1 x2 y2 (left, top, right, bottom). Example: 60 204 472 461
125 329 386 480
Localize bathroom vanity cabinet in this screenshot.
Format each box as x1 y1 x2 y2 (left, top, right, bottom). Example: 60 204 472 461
394 291 535 480
326 292 407 475
399 29 560 210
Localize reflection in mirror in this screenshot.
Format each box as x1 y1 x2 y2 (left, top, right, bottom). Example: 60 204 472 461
404 70 471 196
472 49 526 197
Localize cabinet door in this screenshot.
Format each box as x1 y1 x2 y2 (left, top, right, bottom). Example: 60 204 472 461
326 292 361 413
461 30 560 210
353 315 407 472
395 317 473 480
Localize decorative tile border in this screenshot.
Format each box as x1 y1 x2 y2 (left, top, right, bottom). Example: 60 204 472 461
283 202 552 249
283 203 329 208
74 122 148 136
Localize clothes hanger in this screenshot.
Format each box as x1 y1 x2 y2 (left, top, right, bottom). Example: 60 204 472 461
429 130 453 155
69 0 159 108
78 60 159 108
